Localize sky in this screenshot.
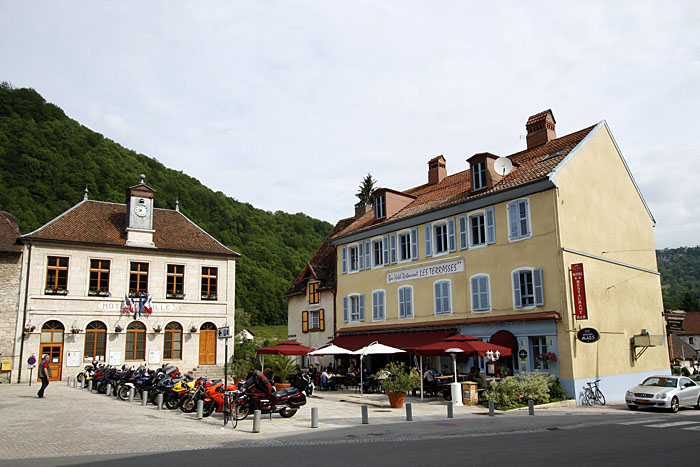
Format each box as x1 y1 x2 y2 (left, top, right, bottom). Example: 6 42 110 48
1 1 698 249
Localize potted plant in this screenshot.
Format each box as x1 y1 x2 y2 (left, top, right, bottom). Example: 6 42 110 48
201 292 217 301
114 324 123 333
70 326 82 334
88 288 111 297
270 356 296 391
153 324 162 333
189 325 198 333
24 324 36 334
380 362 420 408
166 292 185 299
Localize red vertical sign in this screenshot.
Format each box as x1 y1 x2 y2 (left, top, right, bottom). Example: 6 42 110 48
571 263 588 320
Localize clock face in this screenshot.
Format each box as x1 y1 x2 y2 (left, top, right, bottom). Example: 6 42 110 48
134 205 148 217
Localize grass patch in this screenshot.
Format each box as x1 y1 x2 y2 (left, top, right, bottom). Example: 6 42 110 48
249 325 288 344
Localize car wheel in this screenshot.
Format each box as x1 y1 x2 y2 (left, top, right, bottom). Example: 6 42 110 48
670 396 679 413
695 395 700 410
627 404 638 410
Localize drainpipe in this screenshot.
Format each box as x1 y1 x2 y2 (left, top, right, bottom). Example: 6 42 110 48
17 242 32 384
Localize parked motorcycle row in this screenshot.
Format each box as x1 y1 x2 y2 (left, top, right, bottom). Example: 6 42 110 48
76 362 312 424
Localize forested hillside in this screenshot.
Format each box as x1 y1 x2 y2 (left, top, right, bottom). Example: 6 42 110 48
658 246 700 311
0 83 332 325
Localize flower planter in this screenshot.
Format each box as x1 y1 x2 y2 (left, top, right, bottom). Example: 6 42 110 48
274 383 291 392
387 392 407 408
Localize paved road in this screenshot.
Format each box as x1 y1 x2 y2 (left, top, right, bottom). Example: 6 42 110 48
2 382 698 465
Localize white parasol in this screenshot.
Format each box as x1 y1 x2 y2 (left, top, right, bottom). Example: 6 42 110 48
353 341 406 395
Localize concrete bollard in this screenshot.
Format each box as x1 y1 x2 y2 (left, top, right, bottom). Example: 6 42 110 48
361 404 369 424
489 400 495 417
66 377 71 386
106 383 112 397
141 390 149 406
196 400 204 419
73 377 78 388
528 399 535 416
447 401 454 419
157 393 164 410
253 410 261 433
128 388 134 403
88 380 93 392
405 403 413 421
311 407 318 428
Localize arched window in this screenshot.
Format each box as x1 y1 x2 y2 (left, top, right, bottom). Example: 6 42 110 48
41 320 64 343
164 322 182 360
84 321 107 362
125 322 146 360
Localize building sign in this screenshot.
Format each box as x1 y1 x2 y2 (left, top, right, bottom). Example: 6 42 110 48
518 349 528 359
571 263 588 320
577 327 600 343
98 302 174 312
387 259 465 284
66 351 80 367
667 319 684 332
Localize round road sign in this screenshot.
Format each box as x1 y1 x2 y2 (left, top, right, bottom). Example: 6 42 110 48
27 356 36 365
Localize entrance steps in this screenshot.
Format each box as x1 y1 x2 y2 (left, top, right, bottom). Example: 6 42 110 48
186 365 227 381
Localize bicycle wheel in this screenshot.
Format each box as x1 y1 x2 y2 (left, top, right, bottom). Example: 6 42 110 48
594 389 606 405
578 392 588 406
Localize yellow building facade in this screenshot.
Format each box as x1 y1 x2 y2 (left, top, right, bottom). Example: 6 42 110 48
330 111 668 402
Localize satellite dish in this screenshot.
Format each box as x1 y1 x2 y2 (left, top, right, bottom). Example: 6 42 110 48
494 157 513 177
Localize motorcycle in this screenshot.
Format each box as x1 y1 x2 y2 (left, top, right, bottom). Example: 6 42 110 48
232 370 306 420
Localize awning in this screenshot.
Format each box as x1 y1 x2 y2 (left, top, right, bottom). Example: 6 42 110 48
331 329 455 352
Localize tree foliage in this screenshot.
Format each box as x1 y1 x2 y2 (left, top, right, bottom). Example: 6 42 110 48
657 247 700 311
355 173 377 205
0 84 332 325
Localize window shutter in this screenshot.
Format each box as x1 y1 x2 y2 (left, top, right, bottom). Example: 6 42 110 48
470 276 479 311
343 296 349 322
410 228 418 259
372 292 378 320
358 245 364 270
359 294 365 321
448 217 456 251
434 282 441 314
405 288 412 317
319 309 325 331
459 215 468 249
520 200 529 237
364 241 371 268
486 207 496 244
383 235 389 265
424 224 432 257
508 202 518 240
390 234 397 264
480 276 490 310
513 271 522 308
379 291 385 319
534 268 544 306
302 311 309 333
342 247 348 274
399 287 405 318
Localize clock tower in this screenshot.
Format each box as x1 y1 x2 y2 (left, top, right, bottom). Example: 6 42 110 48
125 174 156 248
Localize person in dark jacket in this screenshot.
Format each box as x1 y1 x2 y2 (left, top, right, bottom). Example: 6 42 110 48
37 355 51 398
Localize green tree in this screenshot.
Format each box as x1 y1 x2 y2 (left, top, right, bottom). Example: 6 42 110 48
679 292 699 312
355 173 377 205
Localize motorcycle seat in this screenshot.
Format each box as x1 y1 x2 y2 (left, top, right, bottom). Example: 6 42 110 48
273 388 297 398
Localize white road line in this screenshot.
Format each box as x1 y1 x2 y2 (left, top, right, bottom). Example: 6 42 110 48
616 419 665 425
682 425 700 431
644 421 700 428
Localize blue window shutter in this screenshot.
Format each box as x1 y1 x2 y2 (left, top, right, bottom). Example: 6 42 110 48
341 247 347 274
365 241 371 267
343 296 349 322
443 282 450 313
411 228 418 259
459 215 468 250
448 218 456 251
424 224 432 257
470 276 478 310
513 271 522 308
434 282 440 314
359 294 365 321
390 233 397 264
382 235 389 265
399 287 405 318
481 276 490 310
534 268 544 306
521 200 530 237
372 291 378 320
486 208 496 244
508 202 519 240
358 245 364 270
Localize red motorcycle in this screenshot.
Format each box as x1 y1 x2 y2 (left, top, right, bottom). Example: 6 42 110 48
203 380 238 416
232 370 307 420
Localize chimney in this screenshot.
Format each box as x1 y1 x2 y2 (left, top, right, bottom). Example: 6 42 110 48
354 201 371 218
525 109 556 149
428 155 447 185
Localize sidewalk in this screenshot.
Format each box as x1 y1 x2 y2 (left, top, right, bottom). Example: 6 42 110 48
0 382 627 460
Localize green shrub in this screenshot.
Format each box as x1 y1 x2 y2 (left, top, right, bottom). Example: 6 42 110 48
381 362 421 394
548 378 567 400
485 373 551 409
682 366 691 377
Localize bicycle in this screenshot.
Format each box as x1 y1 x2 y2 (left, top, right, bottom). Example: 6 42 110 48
222 390 238 429
579 379 605 406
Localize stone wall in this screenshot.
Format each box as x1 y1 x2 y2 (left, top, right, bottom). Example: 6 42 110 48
0 251 22 382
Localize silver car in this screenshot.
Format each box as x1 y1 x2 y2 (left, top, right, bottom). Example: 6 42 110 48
625 375 700 412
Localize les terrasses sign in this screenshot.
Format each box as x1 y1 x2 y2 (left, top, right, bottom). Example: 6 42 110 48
387 259 464 284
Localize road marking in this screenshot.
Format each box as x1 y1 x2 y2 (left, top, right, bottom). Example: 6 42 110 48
682 425 700 431
644 421 700 428
616 419 664 425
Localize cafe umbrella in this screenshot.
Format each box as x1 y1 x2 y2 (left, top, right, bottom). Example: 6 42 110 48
352 341 406 396
256 340 312 368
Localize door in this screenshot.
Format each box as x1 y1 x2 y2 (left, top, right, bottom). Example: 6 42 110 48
39 344 63 381
198 322 217 365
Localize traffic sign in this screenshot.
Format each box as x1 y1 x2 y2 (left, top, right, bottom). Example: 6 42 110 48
27 355 36 369
217 326 231 339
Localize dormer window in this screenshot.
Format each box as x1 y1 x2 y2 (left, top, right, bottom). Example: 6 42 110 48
375 194 386 219
472 160 486 191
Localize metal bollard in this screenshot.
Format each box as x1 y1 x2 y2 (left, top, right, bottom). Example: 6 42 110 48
88 380 93 392
489 400 495 417
311 407 318 428
157 393 164 410
528 399 535 415
447 401 454 419
361 404 369 424
141 390 148 406
128 388 134 403
106 383 112 397
405 403 413 421
66 377 71 386
73 377 78 388
196 400 204 419
252 410 261 433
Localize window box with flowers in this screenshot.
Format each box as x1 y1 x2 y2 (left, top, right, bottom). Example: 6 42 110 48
70 326 82 334
88 288 111 297
166 292 185 300
24 325 36 334
201 293 217 301
189 326 198 333
536 352 558 373
45 287 68 296
152 325 162 334
114 324 123 333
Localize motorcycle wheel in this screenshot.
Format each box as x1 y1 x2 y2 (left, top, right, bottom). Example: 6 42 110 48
202 400 216 417
180 396 196 413
97 383 107 394
76 372 84 383
306 383 314 397
278 408 297 418
117 385 131 400
164 392 180 410
234 404 250 421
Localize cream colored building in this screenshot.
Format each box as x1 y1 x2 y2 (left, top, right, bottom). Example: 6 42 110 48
12 178 239 383
329 110 668 402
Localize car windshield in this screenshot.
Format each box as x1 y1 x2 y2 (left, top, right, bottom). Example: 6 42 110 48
641 377 677 388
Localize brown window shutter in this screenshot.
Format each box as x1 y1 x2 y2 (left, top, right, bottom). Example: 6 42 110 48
319 309 325 331
302 311 309 333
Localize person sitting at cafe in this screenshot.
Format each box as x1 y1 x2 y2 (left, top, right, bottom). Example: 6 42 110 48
348 362 358 375
467 366 487 389
422 366 438 396
442 364 453 376
320 367 334 390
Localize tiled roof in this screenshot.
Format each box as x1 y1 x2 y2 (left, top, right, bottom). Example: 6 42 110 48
332 125 596 240
22 200 240 257
671 334 698 359
526 109 556 125
677 312 700 335
285 217 355 297
0 210 22 253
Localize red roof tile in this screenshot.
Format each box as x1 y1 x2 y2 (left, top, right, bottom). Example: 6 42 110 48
22 201 239 257
0 210 22 253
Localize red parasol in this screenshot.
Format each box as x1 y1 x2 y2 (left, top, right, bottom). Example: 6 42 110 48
256 340 312 356
414 334 513 357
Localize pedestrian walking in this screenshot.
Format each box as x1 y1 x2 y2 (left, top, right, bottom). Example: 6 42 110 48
37 354 51 398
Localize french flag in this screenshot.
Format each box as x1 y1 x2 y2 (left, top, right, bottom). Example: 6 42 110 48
144 294 153 315
122 294 132 314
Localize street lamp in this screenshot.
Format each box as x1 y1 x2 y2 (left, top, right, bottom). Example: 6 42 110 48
485 350 500 362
